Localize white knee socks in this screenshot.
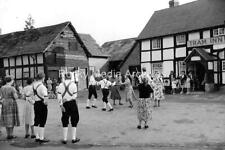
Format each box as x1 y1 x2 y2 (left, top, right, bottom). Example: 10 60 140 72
103 102 106 108
34 126 40 139
71 127 77 140
92 98 97 106
63 127 68 141
39 127 45 140
86 99 90 107
107 102 113 109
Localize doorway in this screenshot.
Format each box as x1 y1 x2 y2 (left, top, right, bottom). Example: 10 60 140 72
187 62 206 91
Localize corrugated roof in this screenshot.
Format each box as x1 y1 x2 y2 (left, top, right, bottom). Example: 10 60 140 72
79 33 108 57
0 22 70 58
101 38 136 61
138 0 225 40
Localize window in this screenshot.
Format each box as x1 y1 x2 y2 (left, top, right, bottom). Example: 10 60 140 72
213 29 219 37
222 61 225 71
213 28 225 37
176 61 186 76
141 40 151 50
152 62 163 74
176 34 186 45
219 28 225 35
152 39 161 49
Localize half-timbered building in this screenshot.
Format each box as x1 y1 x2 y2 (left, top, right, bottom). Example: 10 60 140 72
138 0 225 91
0 22 91 90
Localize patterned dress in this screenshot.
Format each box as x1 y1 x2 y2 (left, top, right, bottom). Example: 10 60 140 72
22 85 35 125
0 84 20 127
153 78 165 101
137 83 153 122
124 78 134 102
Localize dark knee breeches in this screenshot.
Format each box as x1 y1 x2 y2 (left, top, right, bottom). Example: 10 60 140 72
61 100 79 127
102 88 109 103
88 85 97 99
34 101 48 127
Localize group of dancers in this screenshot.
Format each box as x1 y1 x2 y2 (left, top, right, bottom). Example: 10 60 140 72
86 67 165 128
0 67 165 144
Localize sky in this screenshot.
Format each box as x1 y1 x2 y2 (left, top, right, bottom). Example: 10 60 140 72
0 0 195 45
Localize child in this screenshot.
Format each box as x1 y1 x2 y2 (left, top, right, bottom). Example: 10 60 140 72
110 77 122 105
22 78 35 138
171 78 177 95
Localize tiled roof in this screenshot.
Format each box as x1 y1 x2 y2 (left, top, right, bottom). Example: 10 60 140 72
101 38 136 61
79 33 108 57
0 22 70 58
138 0 225 40
184 48 217 62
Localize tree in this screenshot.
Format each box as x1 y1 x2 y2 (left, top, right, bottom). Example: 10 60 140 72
24 14 35 31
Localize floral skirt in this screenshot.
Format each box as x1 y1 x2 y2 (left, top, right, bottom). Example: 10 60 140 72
1 98 20 127
137 98 152 122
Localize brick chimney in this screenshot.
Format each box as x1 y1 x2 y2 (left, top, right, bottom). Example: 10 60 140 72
169 0 179 8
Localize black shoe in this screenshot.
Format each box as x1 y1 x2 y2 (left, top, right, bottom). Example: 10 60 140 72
61 140 67 144
128 105 133 108
86 106 91 109
31 135 36 139
92 105 97 108
72 138 80 143
108 108 114 112
7 135 17 140
25 134 30 138
39 138 50 143
119 103 123 105
144 125 149 129
35 138 40 142
137 125 141 129
102 108 106 111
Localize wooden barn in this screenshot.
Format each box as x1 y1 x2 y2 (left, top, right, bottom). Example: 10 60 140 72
0 22 91 90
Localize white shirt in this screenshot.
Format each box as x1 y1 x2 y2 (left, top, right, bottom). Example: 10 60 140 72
98 79 112 89
139 72 152 84
89 75 96 86
57 80 77 105
33 81 48 101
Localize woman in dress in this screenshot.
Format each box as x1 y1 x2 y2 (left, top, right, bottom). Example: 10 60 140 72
123 75 136 108
110 77 123 105
137 77 153 129
0 75 20 139
153 73 165 107
22 78 35 138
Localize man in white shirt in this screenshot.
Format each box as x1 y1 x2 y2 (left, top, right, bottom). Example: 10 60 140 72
98 74 113 111
57 72 80 144
86 70 97 109
33 73 49 143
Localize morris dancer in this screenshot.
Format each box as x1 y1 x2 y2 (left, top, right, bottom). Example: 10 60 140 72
86 70 98 109
33 73 49 143
57 73 80 144
98 74 113 111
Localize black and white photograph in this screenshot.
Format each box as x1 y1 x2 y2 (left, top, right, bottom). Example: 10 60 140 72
0 0 225 149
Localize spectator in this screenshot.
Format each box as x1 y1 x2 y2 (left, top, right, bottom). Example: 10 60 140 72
22 78 35 139
0 75 20 140
179 71 187 94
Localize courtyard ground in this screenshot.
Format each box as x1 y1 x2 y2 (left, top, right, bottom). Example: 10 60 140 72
0 89 225 150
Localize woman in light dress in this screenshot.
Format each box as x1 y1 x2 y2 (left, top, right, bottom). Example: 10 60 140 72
22 78 35 138
122 75 136 108
153 73 165 107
